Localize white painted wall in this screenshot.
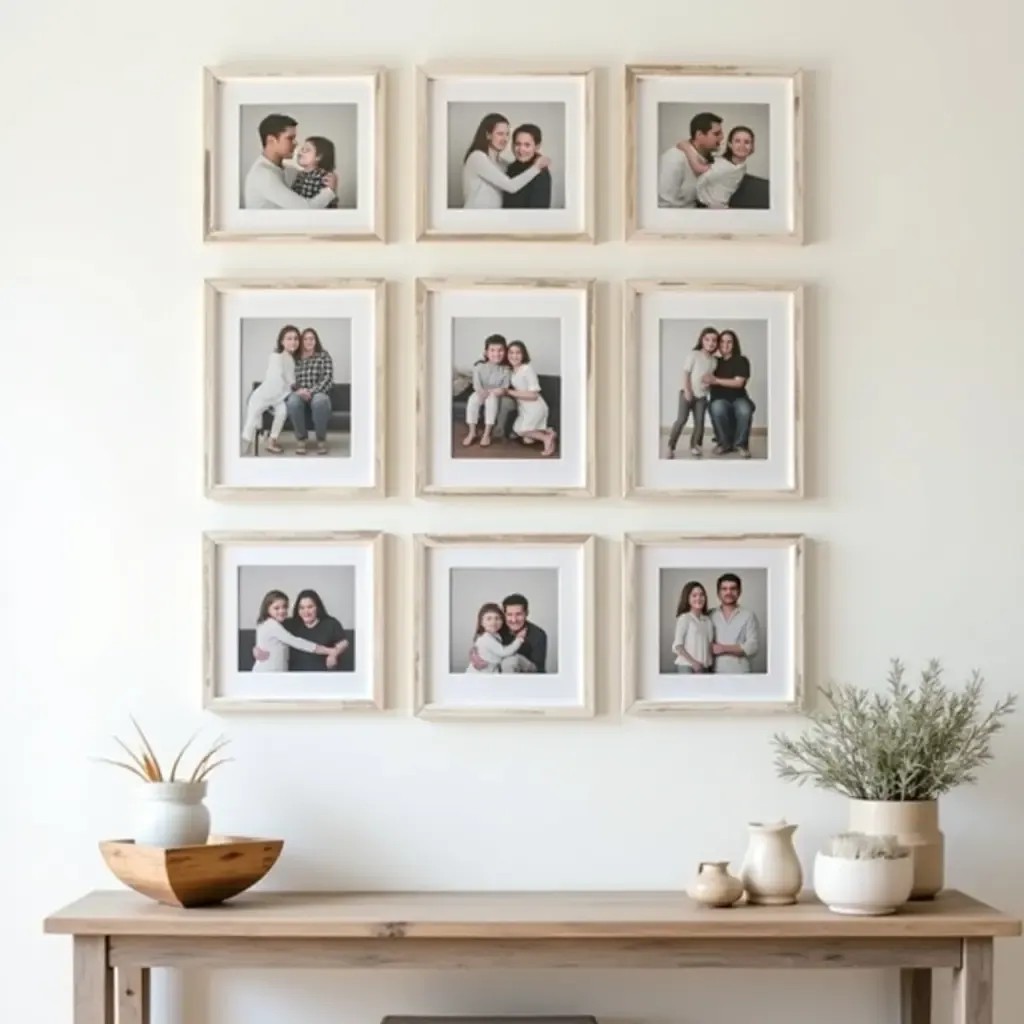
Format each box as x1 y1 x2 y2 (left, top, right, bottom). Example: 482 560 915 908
4 3 1024 1024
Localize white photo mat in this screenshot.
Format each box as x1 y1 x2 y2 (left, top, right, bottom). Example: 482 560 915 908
420 68 593 239
628 283 801 497
206 280 383 498
205 67 382 239
629 67 801 240
203 532 383 712
624 534 805 714
415 535 595 718
419 280 592 495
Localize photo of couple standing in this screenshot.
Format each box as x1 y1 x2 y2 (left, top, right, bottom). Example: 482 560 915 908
240 318 352 457
239 105 359 211
659 569 767 676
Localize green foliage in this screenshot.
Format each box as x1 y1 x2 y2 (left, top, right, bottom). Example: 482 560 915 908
772 659 1017 801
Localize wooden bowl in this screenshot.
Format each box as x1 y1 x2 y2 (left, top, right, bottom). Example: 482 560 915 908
99 834 284 908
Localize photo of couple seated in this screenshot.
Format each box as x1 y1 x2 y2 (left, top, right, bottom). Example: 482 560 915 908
448 105 566 210
240 319 352 458
656 105 770 211
451 324 560 459
660 570 766 676
462 594 549 674
239 106 358 211
660 320 766 461
237 564 356 674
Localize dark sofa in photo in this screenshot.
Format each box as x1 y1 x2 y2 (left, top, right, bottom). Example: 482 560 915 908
451 374 562 439
250 382 352 455
237 628 356 673
727 174 770 209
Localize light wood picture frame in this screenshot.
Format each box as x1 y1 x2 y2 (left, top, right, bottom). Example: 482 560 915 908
202 531 386 713
625 64 804 243
416 277 595 497
622 533 806 715
414 533 596 719
416 62 596 241
203 62 386 242
623 279 804 499
204 277 386 501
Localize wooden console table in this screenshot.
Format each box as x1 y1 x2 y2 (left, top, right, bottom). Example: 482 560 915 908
44 889 1021 1024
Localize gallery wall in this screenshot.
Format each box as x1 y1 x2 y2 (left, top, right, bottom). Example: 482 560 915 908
4 3 1024 1024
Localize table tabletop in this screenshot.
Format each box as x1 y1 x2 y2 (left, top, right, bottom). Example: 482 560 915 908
43 888 1023 940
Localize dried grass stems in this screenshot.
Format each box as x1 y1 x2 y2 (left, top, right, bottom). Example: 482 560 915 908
772 658 1017 801
95 717 232 783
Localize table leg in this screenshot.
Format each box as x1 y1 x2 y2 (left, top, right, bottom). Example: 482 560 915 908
73 936 113 1024
117 966 151 1024
953 938 993 1024
901 968 932 1024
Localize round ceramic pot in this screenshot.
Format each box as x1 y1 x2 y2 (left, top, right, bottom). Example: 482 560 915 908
134 781 211 848
847 799 943 900
686 861 744 908
813 851 914 916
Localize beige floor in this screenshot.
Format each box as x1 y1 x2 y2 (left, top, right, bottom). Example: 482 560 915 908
243 434 352 459
662 430 768 461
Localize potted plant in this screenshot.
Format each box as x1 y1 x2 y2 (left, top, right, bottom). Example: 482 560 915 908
813 832 913 916
771 659 1015 899
95 718 232 848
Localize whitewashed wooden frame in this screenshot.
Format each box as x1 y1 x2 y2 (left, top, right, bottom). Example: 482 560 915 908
204 277 386 500
622 533 806 715
202 531 386 713
625 64 804 243
413 534 596 719
416 277 595 497
623 279 804 499
417 62 596 241
203 63 386 242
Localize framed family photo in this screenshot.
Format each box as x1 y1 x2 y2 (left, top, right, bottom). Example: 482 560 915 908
625 65 803 242
202 531 385 713
417 63 595 241
623 533 805 715
624 280 803 498
413 534 595 719
416 278 594 496
204 278 385 500
203 63 385 241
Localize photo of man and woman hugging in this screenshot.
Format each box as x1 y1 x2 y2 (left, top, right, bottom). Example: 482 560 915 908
665 324 758 460
669 573 763 675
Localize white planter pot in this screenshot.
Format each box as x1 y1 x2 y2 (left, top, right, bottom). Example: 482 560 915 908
813 851 914 916
847 799 944 900
133 781 211 848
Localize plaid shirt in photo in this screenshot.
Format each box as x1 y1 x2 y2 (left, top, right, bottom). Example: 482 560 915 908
294 351 334 394
291 168 337 208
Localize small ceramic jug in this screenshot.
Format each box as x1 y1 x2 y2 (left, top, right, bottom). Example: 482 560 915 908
740 821 803 905
687 861 744 908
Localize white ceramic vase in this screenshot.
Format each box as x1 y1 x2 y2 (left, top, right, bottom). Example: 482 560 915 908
847 799 943 900
813 851 914 916
133 781 211 848
740 821 803 905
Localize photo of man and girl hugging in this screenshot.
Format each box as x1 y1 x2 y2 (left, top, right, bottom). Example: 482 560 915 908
665 324 759 460
456 332 558 458
241 108 356 211
667 573 763 675
461 593 549 674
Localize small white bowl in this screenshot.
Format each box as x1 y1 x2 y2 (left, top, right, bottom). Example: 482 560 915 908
813 851 914 916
